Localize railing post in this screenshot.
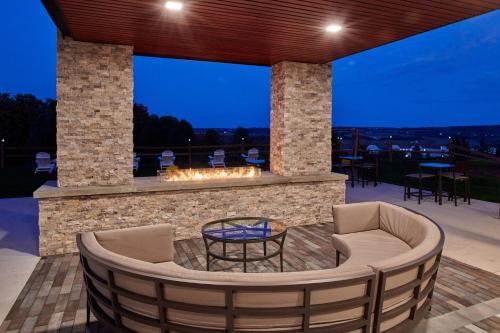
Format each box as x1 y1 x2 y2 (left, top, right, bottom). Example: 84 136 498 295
241 137 245 154
0 139 5 169
388 136 393 162
188 139 192 168
448 138 453 161
351 129 356 156
353 128 359 157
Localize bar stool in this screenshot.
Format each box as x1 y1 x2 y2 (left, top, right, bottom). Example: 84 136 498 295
443 161 471 206
357 153 379 187
404 161 437 204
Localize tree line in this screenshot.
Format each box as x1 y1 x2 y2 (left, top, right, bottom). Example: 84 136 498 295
0 93 255 148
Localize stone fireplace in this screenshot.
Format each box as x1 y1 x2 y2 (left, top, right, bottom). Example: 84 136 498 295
34 35 346 256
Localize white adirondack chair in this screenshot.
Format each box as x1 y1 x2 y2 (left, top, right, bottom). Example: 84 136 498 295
133 153 140 171
158 150 175 169
366 144 381 155
208 149 226 168
241 148 264 166
35 152 56 173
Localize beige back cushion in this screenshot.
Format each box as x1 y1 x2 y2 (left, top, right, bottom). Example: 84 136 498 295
94 224 174 263
379 202 427 248
333 202 380 234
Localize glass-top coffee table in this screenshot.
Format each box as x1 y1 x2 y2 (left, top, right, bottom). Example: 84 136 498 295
202 217 287 273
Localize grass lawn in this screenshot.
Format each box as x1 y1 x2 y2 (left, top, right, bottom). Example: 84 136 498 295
0 167 57 198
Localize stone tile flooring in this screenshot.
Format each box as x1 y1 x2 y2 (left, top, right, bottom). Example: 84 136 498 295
1 223 500 332
452 315 500 333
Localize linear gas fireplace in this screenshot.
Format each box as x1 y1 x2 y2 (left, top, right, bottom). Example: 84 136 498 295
161 166 261 182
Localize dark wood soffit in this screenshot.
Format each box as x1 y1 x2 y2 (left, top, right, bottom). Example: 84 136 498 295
42 0 500 66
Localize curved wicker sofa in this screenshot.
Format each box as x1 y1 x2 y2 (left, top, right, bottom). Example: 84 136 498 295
77 202 444 333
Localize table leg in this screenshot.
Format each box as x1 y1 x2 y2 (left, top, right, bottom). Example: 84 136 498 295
438 170 443 205
280 251 284 272
223 242 227 256
206 253 210 271
243 243 247 273
351 161 355 188
263 241 267 256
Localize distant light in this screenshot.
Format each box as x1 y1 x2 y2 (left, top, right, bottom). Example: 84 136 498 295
326 24 342 33
165 1 183 11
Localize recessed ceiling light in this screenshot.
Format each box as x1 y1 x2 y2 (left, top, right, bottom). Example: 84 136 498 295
326 24 342 33
165 1 183 11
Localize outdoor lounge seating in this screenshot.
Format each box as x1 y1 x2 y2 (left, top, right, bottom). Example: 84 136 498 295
77 202 443 333
133 153 140 172
34 152 56 173
332 202 444 332
158 150 175 169
208 149 226 167
241 147 265 166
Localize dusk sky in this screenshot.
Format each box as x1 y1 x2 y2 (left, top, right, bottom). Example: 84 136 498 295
1 2 499 128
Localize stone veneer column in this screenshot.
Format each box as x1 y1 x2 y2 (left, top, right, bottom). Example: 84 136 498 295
270 61 332 176
56 34 134 187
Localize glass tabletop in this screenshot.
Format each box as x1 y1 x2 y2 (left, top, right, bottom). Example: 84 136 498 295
419 162 455 168
339 156 363 160
202 217 286 241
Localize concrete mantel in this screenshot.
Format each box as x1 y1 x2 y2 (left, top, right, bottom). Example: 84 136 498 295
34 172 347 199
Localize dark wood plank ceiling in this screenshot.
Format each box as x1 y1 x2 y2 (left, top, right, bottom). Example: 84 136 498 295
42 0 500 66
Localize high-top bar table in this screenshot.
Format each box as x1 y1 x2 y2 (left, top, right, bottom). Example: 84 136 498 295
419 162 455 205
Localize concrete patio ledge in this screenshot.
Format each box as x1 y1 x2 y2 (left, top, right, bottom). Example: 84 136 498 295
33 172 347 199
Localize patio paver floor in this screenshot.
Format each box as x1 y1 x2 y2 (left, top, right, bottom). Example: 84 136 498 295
2 223 500 333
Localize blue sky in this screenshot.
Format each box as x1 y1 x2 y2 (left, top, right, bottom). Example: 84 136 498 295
0 2 499 128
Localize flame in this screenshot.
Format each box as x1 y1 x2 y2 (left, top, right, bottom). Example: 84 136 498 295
163 167 261 182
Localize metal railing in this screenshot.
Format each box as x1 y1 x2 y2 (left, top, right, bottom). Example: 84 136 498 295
0 142 270 169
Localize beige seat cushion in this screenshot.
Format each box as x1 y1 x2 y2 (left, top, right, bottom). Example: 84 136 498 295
441 172 468 180
332 229 411 268
333 202 380 234
94 224 174 263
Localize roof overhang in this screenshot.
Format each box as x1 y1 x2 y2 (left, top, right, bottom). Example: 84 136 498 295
42 0 499 66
